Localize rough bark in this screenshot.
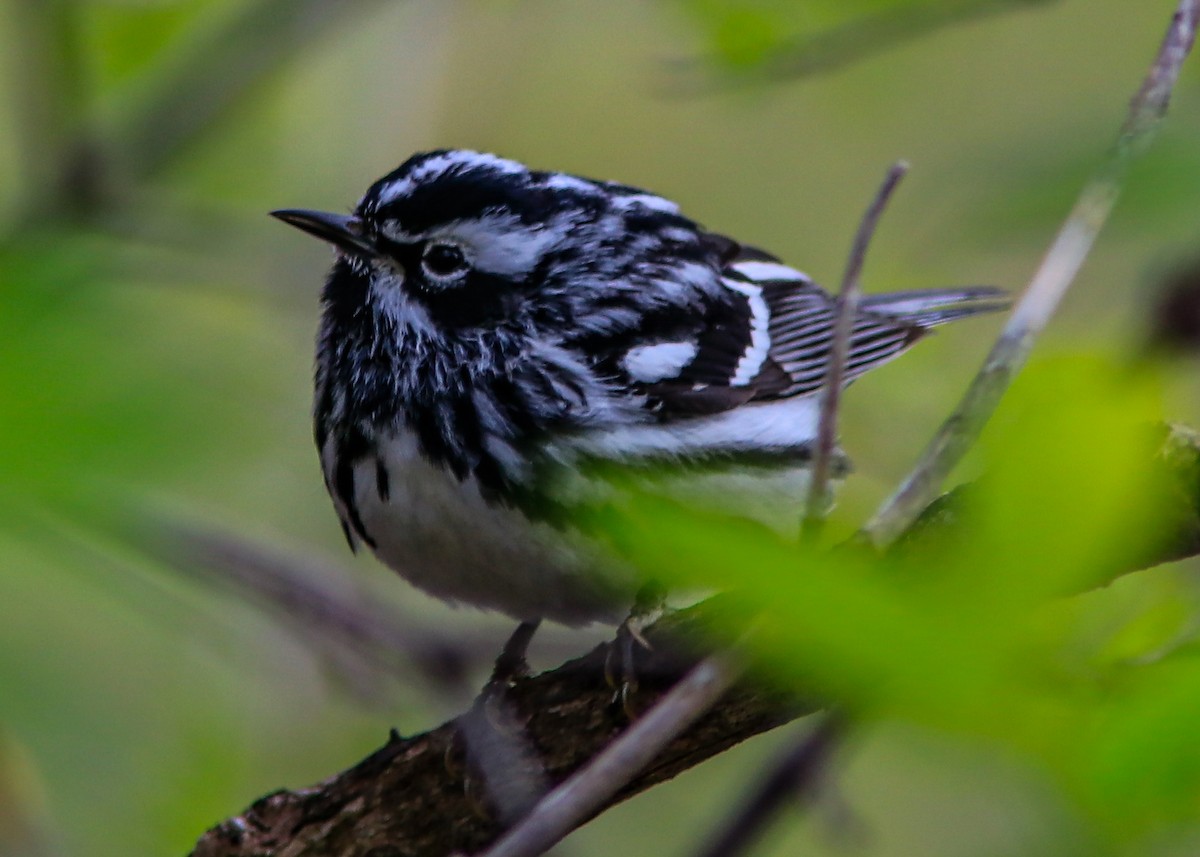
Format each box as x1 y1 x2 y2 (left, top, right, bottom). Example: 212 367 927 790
190 596 805 857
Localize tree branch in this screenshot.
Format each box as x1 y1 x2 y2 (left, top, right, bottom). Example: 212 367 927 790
480 652 743 857
189 596 803 857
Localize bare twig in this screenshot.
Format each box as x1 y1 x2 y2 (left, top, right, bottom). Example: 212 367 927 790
478 654 743 857
863 0 1200 547
690 713 847 857
803 162 909 538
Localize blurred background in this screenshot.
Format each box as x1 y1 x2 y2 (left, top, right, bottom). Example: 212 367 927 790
1 0 1199 855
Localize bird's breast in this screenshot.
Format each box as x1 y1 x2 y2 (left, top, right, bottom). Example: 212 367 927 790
325 427 635 625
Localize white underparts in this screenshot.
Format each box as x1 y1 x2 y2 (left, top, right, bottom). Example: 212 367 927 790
347 430 635 625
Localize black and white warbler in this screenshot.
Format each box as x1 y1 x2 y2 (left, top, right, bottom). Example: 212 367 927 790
273 150 1005 634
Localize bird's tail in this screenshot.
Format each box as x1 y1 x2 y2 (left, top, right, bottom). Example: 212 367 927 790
860 286 1010 328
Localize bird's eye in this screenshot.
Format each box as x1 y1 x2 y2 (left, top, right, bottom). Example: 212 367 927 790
421 242 469 278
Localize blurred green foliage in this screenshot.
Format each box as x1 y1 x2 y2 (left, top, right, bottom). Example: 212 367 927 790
604 352 1192 840
0 1 1198 855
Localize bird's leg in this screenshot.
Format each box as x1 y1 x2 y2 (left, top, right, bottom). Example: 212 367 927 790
486 619 541 690
455 618 552 820
605 581 668 716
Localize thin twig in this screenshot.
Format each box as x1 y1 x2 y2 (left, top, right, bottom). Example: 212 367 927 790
690 712 847 857
477 653 743 857
803 162 909 539
863 0 1199 547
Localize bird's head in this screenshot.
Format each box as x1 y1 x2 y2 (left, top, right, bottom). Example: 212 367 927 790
272 149 722 336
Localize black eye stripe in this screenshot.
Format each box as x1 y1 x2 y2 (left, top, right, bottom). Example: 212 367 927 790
372 234 418 265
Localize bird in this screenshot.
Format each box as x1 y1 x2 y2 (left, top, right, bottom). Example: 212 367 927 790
272 149 1006 674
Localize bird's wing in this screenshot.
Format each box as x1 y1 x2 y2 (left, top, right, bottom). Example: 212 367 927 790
578 234 1006 419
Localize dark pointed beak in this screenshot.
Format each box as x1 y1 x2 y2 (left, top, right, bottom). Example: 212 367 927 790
270 208 377 260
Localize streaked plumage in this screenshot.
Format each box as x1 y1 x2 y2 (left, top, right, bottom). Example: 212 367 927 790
273 150 1006 625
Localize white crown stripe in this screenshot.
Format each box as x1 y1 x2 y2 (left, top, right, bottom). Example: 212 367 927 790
730 260 813 283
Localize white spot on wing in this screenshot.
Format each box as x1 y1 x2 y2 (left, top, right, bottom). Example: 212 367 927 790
622 341 700 383
721 277 772 385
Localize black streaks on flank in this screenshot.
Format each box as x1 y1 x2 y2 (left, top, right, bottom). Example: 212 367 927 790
339 519 357 553
408 403 461 481
501 483 579 532
451 394 488 473
375 459 391 502
334 456 376 550
333 432 377 550
489 376 541 436
403 386 519 497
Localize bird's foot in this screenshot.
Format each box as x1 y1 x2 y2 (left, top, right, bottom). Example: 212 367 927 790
482 619 541 698
605 582 667 718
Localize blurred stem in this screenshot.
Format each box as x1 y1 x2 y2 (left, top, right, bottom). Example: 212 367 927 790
766 0 1054 79
691 712 847 857
802 161 908 541
672 0 1057 90
863 0 1200 547
119 0 390 178
5 0 102 219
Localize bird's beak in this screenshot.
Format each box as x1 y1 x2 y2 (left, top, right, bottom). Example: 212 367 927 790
270 209 377 260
